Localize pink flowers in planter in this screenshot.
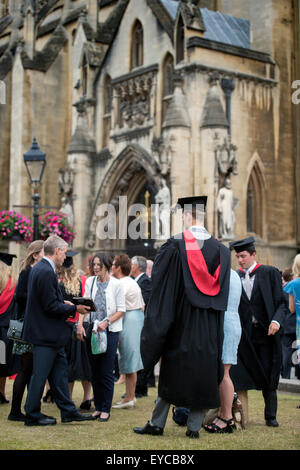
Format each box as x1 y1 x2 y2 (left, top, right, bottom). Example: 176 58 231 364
0 210 76 244
0 210 33 243
38 211 76 244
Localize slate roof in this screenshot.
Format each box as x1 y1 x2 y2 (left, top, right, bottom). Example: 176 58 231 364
160 1 250 49
201 8 250 49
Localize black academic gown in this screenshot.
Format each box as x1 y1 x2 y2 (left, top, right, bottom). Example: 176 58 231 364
140 233 231 409
230 265 286 392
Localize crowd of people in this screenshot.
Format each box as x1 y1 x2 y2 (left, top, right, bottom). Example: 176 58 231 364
0 194 299 437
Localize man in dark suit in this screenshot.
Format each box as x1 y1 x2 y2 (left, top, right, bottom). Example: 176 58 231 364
229 237 286 427
131 256 152 397
23 235 93 426
131 256 152 307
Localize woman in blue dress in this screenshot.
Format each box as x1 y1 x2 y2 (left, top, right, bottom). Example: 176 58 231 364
205 269 242 433
284 254 300 406
111 255 144 409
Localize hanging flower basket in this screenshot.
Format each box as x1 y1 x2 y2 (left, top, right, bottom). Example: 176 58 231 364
38 211 76 244
0 210 33 243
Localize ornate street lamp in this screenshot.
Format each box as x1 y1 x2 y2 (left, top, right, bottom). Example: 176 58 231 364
23 137 47 240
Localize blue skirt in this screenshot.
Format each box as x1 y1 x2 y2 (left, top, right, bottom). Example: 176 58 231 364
222 310 242 365
118 309 144 374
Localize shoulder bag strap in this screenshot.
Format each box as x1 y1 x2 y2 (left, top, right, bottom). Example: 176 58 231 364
90 276 96 323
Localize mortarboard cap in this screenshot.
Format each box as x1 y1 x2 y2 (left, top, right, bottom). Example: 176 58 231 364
229 236 256 253
177 196 208 212
63 250 79 268
0 252 17 266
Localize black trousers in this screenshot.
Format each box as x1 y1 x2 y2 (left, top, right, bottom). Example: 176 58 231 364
86 331 119 413
25 345 77 422
252 327 278 420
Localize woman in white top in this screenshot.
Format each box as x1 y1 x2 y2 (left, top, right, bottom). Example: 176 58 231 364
77 252 125 422
111 254 145 409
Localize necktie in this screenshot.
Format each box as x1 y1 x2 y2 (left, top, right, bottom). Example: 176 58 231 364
244 271 252 299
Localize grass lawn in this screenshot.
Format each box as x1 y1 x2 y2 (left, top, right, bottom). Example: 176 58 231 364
0 379 299 451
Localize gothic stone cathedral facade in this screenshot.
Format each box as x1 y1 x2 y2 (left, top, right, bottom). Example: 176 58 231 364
0 0 299 269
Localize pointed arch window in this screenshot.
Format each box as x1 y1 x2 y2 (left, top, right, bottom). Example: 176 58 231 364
162 53 174 124
131 20 144 70
246 162 264 237
82 55 88 96
103 74 112 147
176 15 185 64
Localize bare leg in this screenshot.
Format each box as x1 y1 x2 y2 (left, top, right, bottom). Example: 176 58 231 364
206 364 234 430
122 373 137 402
115 374 125 385
81 380 92 402
218 364 234 421
68 381 74 399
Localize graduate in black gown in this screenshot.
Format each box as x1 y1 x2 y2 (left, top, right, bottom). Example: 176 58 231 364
229 237 286 427
133 196 231 438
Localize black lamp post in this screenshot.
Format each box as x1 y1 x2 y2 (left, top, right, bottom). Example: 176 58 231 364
24 137 47 241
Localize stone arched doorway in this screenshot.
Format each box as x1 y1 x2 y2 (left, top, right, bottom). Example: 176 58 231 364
86 143 161 258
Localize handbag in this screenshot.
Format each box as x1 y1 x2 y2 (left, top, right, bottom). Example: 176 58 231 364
82 277 96 342
7 319 27 343
7 296 28 344
91 329 107 355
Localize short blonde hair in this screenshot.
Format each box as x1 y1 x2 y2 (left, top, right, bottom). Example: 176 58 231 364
44 235 68 256
292 254 300 278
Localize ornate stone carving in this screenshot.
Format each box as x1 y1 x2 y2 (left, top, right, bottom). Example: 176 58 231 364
115 69 155 129
214 134 238 186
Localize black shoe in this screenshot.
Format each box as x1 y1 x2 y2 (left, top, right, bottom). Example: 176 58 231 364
266 418 279 427
62 411 95 423
25 417 57 426
186 428 199 438
79 400 92 411
8 412 26 422
135 393 148 398
133 421 163 436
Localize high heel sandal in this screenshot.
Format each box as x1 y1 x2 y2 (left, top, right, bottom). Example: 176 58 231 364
204 416 236 434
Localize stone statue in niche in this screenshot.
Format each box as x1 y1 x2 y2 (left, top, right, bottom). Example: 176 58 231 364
59 196 74 227
154 178 171 240
214 135 239 239
217 177 236 240
58 165 75 227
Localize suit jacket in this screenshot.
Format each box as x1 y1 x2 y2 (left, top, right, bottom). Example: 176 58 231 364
136 273 152 308
231 265 286 391
23 258 76 348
